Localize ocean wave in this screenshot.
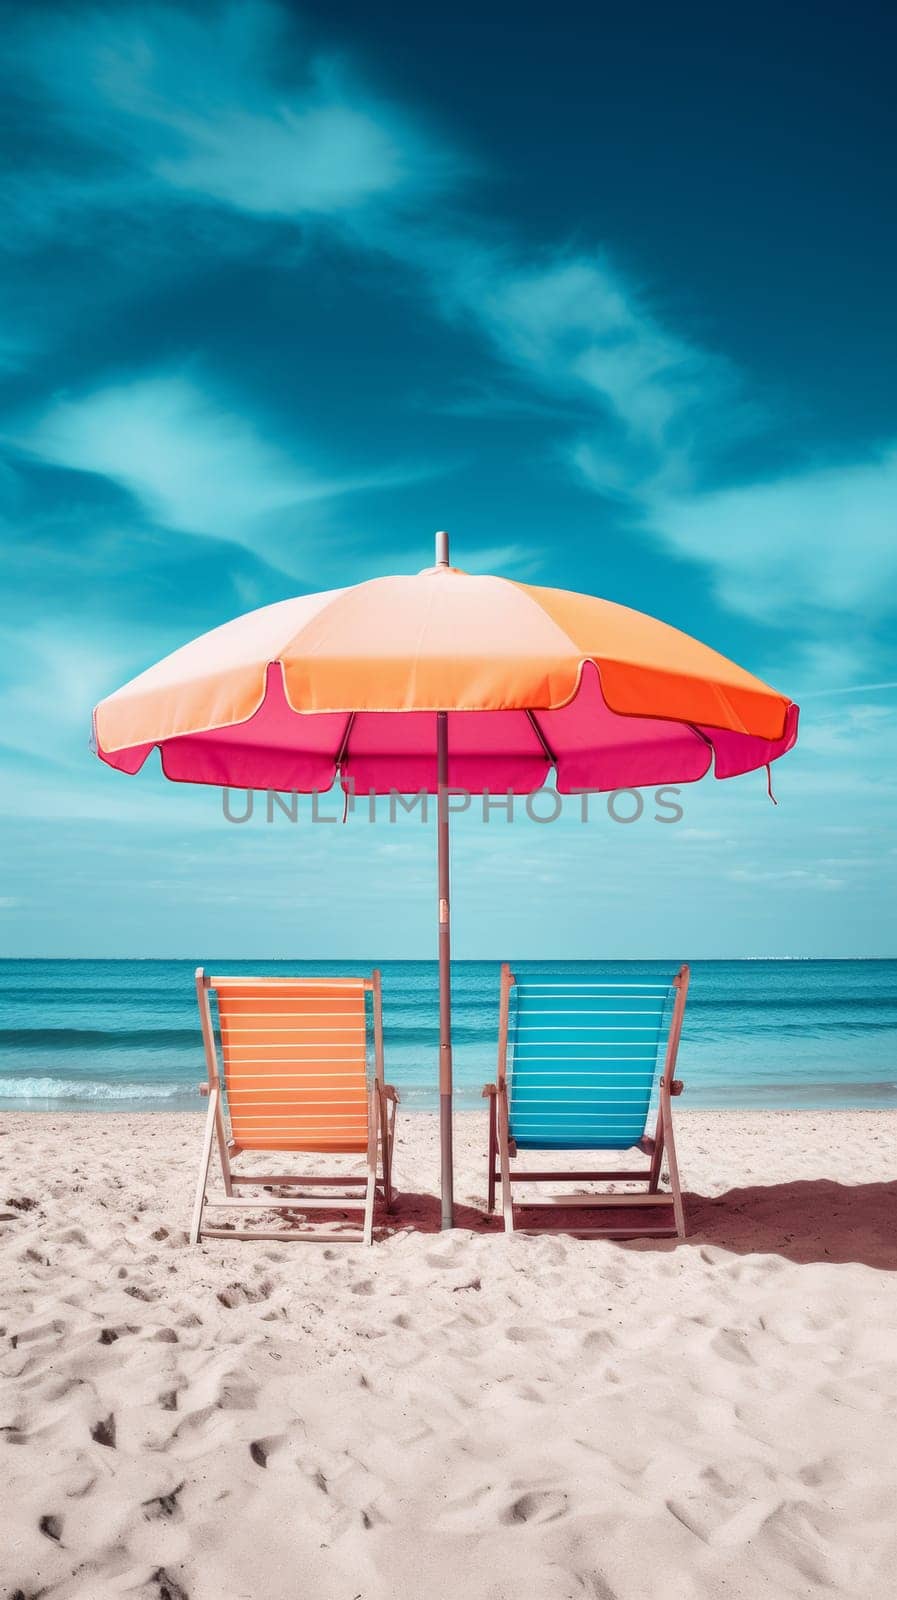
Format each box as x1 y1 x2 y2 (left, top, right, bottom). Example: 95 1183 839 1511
0 1076 189 1102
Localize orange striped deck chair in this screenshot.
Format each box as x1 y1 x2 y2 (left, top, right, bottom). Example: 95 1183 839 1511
190 969 398 1245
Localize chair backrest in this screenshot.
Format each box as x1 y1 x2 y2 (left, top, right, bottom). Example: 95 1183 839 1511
505 971 683 1150
198 974 381 1153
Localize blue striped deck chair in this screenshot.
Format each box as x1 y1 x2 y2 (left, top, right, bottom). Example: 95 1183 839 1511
483 965 689 1238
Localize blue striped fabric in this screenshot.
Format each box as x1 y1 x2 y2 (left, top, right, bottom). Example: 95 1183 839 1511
507 978 676 1150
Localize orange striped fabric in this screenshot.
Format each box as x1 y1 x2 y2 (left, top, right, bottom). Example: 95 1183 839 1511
212 979 371 1153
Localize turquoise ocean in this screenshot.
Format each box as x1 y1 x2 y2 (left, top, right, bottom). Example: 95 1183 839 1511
0 959 894 1112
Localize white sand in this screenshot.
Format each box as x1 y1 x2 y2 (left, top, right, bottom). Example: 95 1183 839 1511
2 1109 895 1600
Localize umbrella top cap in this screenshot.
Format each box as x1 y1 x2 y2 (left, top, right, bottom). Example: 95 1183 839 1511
419 528 463 575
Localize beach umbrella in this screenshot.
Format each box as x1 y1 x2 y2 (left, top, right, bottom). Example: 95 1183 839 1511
92 532 799 1228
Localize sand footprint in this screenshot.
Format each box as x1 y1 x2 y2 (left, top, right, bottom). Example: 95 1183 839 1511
216 1379 259 1411
500 1489 568 1525
249 1434 287 1469
65 1474 97 1499
710 1328 756 1366
796 1457 836 1489
90 1413 116 1448
170 1403 221 1439
581 1328 616 1355
44 1376 93 1404
148 1568 190 1600
571 1570 618 1599
142 1484 185 1521
216 1280 272 1308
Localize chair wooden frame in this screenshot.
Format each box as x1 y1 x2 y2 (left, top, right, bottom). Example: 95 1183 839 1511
190 968 398 1246
484 963 689 1238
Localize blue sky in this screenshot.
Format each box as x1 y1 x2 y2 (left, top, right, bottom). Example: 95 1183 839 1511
1 0 895 958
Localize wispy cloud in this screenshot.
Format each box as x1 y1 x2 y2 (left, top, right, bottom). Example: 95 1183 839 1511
648 446 897 621
799 680 897 699
0 621 142 772
23 375 328 541
791 702 895 760
372 224 746 500
725 865 847 891
10 2 463 236
455 252 739 493
18 374 434 565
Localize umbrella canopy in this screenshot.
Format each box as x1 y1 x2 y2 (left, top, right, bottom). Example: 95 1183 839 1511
95 556 797 792
93 534 799 1226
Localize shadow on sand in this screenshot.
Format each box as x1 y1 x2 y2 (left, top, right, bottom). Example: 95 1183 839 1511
387 1180 897 1270
678 1179 897 1270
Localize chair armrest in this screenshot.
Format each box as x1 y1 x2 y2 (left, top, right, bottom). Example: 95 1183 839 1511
382 1083 400 1104
662 1077 685 1096
198 1082 210 1097
481 1082 497 1098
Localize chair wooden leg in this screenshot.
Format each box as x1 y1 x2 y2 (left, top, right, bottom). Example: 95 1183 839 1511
380 1091 395 1211
497 1086 514 1234
214 1094 233 1196
661 1097 686 1238
189 1087 220 1244
486 1092 497 1214
363 1092 379 1247
648 1112 665 1193
388 1096 398 1206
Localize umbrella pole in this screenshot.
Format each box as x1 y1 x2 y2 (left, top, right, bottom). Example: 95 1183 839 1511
435 530 454 1229
437 709 454 1229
